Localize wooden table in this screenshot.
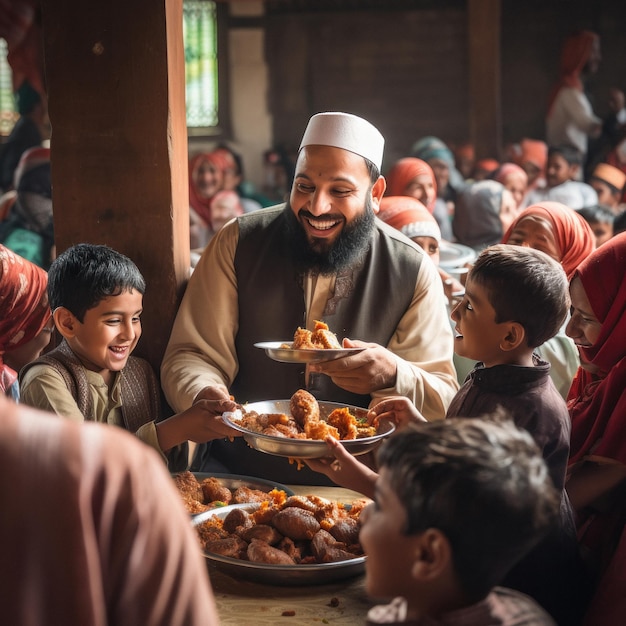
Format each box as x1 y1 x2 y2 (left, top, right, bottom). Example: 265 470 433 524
205 486 374 626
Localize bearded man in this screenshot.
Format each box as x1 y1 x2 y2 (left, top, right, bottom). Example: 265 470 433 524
161 112 458 483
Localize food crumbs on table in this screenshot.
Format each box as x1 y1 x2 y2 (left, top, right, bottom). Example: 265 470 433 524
281 610 296 616
328 597 340 607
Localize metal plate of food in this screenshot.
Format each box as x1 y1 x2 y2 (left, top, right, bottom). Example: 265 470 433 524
193 502 366 586
254 341 366 364
222 400 395 459
192 473 295 497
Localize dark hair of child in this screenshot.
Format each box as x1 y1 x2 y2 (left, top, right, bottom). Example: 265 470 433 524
48 243 146 322
470 244 568 348
377 415 560 601
613 210 626 235
547 144 583 167
576 204 616 227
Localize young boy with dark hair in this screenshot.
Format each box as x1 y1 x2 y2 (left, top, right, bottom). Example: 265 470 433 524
576 204 615 247
19 243 240 470
525 144 597 209
360 417 559 625
310 245 588 624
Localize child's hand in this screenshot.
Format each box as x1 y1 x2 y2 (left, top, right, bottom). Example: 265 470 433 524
305 436 377 499
368 396 427 431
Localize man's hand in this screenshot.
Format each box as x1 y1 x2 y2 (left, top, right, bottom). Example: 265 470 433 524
309 339 397 394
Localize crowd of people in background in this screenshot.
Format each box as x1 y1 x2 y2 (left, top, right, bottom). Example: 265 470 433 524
0 26 625 626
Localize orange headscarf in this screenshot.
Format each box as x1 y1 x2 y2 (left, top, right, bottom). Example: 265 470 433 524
378 196 441 242
547 30 599 116
0 245 50 393
385 158 437 214
501 201 595 278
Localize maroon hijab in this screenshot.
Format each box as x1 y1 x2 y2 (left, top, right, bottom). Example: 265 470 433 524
567 233 626 465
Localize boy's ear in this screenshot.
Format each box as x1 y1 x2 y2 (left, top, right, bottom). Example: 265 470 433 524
500 321 526 352
53 307 78 339
410 528 452 582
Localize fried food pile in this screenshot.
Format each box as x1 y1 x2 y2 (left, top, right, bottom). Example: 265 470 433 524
173 471 287 515
282 320 342 350
236 389 377 441
197 494 368 565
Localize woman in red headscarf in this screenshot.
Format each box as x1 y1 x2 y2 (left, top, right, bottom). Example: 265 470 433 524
501 201 596 399
188 150 233 249
0 244 52 399
563 233 626 624
546 30 602 163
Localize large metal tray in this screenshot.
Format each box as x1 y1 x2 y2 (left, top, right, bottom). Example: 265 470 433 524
193 503 366 586
222 400 395 459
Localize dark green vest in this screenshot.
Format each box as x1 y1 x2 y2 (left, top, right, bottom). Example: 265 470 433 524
202 206 423 484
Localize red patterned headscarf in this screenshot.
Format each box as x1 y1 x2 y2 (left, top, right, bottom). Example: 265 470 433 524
501 202 595 278
385 158 437 214
567 233 626 465
0 245 50 392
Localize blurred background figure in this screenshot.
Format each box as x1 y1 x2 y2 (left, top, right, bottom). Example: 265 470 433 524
0 245 51 400
494 162 529 209
546 30 602 176
588 162 626 213
453 142 476 180
471 157 500 181
0 80 49 194
0 146 54 269
452 180 518 252
517 138 549 193
576 204 615 247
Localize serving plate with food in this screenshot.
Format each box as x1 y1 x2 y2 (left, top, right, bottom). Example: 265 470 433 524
192 493 368 585
173 471 295 515
222 389 395 459
255 320 366 363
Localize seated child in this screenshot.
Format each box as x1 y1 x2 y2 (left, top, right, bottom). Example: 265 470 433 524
576 204 615 247
524 144 597 210
19 243 240 470
360 417 559 625
309 244 587 624
587 162 626 214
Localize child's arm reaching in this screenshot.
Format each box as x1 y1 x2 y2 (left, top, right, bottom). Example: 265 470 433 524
305 436 378 499
368 395 427 430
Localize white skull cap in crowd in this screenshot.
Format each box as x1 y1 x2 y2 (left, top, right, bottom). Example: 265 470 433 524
299 112 385 170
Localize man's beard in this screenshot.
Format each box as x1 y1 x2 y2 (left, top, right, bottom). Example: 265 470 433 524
283 196 376 275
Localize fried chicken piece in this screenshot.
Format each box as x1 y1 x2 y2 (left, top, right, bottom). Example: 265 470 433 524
310 529 356 563
283 495 319 513
204 535 248 558
272 507 321 541
201 477 233 505
327 407 359 440
223 507 254 534
276 536 303 562
290 389 320 427
328 517 360 544
310 321 342 349
292 327 316 349
247 539 296 565
173 471 204 502
238 524 283 545
233 486 273 504
179 493 210 514
304 419 340 440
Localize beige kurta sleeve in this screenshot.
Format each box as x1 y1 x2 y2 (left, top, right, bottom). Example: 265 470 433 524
161 220 240 412
369 253 458 420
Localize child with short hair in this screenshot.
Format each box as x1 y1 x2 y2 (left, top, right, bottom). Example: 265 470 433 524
19 243 240 470
309 245 586 624
525 144 598 209
361 417 559 625
576 204 615 247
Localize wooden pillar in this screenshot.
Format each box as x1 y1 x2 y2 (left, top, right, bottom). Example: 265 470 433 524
40 0 190 372
467 0 502 159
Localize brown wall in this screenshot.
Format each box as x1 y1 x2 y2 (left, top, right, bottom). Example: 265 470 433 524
262 1 626 169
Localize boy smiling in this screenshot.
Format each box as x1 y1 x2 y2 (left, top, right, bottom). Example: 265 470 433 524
20 243 239 469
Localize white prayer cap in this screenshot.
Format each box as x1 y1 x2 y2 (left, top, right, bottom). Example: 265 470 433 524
299 112 385 170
